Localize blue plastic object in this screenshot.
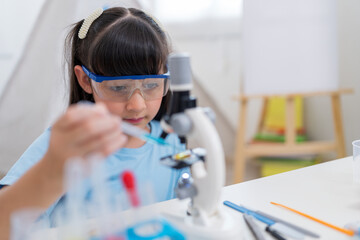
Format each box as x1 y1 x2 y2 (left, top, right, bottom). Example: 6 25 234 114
223 200 275 225
126 218 185 240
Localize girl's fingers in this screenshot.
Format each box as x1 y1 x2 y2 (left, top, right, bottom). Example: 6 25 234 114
54 103 109 130
69 114 121 145
48 102 127 162
78 129 128 157
99 133 128 156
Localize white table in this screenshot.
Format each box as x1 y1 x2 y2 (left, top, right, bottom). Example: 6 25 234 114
158 156 360 239
32 157 360 239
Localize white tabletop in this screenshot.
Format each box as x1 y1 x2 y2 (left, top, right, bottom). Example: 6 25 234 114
158 156 360 239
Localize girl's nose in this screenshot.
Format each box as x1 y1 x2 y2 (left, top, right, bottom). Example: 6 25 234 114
126 89 146 112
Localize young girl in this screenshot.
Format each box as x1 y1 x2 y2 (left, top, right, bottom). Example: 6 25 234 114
0 7 187 238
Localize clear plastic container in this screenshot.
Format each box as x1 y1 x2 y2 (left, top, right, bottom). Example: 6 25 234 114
352 140 360 184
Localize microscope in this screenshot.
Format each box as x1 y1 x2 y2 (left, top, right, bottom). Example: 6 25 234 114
159 53 241 239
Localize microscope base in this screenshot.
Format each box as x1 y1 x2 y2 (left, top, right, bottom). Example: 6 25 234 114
163 204 242 240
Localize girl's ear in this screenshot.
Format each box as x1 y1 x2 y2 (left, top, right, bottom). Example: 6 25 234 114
74 65 93 94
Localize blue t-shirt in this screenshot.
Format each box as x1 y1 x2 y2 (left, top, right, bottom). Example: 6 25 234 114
0 121 188 220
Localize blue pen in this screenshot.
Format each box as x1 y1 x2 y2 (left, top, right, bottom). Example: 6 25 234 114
223 201 305 240
224 201 274 225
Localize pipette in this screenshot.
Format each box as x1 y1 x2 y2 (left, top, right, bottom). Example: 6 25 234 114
121 121 172 147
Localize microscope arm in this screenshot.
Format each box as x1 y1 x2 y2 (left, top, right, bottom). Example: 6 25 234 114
184 107 225 225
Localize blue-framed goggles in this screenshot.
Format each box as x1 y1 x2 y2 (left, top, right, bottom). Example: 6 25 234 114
82 65 169 82
82 65 170 102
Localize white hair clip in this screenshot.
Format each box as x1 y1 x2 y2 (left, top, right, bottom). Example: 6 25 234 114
78 8 104 39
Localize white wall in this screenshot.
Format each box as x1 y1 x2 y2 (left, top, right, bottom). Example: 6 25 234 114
0 0 73 173
0 0 46 97
166 19 242 130
165 17 262 160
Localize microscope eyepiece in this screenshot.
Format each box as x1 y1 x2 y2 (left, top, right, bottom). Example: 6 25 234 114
168 53 193 91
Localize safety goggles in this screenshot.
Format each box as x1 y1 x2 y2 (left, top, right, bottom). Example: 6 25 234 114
82 66 170 102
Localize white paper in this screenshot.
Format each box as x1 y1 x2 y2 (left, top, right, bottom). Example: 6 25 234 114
243 0 338 95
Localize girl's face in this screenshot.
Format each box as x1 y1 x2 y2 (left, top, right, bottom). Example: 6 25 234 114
74 65 163 131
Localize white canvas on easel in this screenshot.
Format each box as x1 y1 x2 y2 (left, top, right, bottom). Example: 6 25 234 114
233 0 350 183
242 0 338 95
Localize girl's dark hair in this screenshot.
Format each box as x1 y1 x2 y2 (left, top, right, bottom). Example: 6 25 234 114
65 7 171 120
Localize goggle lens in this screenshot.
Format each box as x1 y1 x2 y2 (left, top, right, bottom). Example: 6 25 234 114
92 78 169 102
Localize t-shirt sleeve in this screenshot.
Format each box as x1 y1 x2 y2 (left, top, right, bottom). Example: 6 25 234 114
0 129 51 185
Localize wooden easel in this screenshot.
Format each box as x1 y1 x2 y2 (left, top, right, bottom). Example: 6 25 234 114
233 89 353 183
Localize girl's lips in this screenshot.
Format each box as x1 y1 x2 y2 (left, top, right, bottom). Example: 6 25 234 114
124 117 144 124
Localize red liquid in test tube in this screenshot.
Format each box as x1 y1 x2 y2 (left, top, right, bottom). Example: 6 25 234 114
121 170 140 207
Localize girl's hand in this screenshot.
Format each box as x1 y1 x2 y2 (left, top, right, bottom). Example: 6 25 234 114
43 102 127 178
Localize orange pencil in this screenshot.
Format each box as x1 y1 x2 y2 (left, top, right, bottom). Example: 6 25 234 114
270 202 354 236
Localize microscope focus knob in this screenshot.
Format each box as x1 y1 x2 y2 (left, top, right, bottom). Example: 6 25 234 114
175 173 198 200
170 113 193 137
